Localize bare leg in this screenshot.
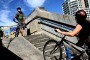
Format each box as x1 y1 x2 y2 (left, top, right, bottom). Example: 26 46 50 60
20 28 24 36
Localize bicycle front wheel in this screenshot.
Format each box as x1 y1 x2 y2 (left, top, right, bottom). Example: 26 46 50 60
43 40 62 60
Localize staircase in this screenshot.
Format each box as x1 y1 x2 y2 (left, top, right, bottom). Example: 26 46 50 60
25 34 51 52
25 34 60 60
2 34 60 60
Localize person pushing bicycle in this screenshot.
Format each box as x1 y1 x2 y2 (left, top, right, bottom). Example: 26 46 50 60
55 10 90 56
13 7 25 36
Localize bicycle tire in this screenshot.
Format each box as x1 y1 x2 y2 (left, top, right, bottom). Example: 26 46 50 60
15 28 19 37
43 40 62 60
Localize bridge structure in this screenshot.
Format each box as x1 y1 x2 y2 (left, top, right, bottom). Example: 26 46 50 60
2 7 90 60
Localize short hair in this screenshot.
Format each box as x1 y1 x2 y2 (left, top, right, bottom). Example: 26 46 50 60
17 7 21 10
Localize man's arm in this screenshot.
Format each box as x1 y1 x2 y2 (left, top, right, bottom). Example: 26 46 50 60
55 24 82 36
13 18 18 23
13 13 18 23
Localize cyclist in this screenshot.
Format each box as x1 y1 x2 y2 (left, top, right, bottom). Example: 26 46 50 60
55 10 90 50
13 7 25 36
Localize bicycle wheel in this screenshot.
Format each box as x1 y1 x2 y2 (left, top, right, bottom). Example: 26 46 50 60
15 28 19 37
43 40 62 60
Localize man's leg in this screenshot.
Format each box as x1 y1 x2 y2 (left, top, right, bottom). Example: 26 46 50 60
22 27 25 36
86 42 90 49
20 28 24 36
76 39 84 47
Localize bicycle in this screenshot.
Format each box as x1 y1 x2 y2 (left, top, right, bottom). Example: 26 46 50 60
43 31 90 60
15 22 25 37
7 22 26 48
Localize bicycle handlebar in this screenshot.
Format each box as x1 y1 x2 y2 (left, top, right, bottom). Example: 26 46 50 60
54 29 66 39
54 28 78 38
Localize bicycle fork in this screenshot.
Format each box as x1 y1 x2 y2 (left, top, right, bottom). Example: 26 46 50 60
61 43 67 60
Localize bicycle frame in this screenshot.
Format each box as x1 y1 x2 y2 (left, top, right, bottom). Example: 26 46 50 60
7 23 23 48
58 35 89 57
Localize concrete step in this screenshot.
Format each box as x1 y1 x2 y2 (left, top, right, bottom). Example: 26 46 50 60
3 36 43 60
25 34 51 50
24 34 86 60
24 34 60 60
31 38 49 44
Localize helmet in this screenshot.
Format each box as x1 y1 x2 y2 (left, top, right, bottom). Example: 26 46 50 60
75 10 87 20
17 7 21 10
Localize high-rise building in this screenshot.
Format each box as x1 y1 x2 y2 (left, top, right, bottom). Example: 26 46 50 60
84 8 90 18
62 0 90 18
62 0 85 15
84 0 90 8
62 1 70 15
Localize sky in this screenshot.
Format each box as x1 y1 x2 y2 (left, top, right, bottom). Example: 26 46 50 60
0 0 64 26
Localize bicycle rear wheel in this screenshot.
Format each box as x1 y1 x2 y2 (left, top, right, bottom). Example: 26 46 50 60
43 40 62 60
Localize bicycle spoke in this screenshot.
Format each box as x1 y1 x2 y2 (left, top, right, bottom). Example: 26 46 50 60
54 56 58 60
50 45 58 54
43 40 61 60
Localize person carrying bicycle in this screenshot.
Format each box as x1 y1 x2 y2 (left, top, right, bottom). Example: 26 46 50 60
13 7 25 36
55 10 90 54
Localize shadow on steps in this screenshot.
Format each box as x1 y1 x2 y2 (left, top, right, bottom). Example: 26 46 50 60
0 46 22 60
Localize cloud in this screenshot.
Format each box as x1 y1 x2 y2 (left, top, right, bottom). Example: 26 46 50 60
0 0 16 26
0 0 13 9
24 0 46 8
0 10 16 26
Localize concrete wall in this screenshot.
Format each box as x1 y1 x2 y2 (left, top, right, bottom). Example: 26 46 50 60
39 18 78 43
37 8 77 26
25 9 39 29
25 7 78 43
24 7 90 54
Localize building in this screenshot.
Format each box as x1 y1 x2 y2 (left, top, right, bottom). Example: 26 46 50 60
84 0 90 8
62 0 70 15
62 0 85 15
83 0 90 18
1 26 17 38
62 0 90 18
84 8 90 18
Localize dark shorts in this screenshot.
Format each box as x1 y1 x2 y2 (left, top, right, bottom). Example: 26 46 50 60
76 39 90 49
18 22 25 29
